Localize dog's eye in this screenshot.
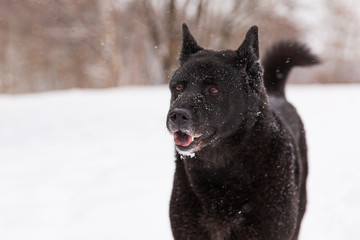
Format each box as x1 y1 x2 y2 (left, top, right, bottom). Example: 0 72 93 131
175 84 183 91
209 87 219 95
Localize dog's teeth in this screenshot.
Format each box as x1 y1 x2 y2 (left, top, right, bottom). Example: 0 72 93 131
191 136 195 142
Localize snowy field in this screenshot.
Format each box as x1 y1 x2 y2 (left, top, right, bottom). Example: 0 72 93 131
0 85 359 240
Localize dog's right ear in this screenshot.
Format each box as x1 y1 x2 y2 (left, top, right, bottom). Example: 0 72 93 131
179 23 203 64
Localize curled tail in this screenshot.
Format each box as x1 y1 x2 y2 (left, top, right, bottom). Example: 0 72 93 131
262 41 320 97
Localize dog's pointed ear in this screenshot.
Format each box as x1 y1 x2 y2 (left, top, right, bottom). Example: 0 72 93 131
236 26 261 76
179 23 204 64
237 26 259 59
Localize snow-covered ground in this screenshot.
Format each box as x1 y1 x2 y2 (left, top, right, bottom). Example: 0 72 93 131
0 85 359 240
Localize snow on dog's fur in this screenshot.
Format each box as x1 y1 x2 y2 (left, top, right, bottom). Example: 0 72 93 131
166 24 319 240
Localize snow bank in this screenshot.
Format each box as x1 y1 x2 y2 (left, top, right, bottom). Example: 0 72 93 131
0 85 359 239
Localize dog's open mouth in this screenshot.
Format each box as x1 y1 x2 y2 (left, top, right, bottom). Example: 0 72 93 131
172 130 216 153
174 132 202 147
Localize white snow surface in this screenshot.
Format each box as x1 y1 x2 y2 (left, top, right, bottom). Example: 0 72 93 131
0 85 359 239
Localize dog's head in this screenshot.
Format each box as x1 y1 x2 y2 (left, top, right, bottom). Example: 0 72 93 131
167 24 266 154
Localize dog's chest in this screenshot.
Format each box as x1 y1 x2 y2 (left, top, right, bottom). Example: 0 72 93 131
201 213 245 240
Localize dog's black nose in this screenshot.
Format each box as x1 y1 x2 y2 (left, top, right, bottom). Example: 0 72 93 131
169 108 192 127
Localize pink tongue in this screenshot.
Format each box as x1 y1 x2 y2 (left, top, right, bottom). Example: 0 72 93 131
174 132 193 147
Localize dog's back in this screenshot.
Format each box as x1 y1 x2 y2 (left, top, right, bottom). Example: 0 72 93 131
263 41 319 142
262 42 320 238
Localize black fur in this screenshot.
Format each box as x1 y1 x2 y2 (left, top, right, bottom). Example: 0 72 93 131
166 24 319 240
263 41 320 97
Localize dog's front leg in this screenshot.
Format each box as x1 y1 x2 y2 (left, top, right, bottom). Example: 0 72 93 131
169 159 210 240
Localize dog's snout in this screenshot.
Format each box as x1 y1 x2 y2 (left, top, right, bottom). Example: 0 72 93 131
169 108 192 127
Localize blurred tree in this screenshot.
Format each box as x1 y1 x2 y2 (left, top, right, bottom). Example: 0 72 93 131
322 0 360 83
0 0 121 93
0 0 358 93
99 0 121 87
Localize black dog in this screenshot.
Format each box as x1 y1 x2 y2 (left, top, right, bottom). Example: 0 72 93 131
166 24 319 240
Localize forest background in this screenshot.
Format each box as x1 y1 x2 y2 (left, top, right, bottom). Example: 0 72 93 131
0 0 359 94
